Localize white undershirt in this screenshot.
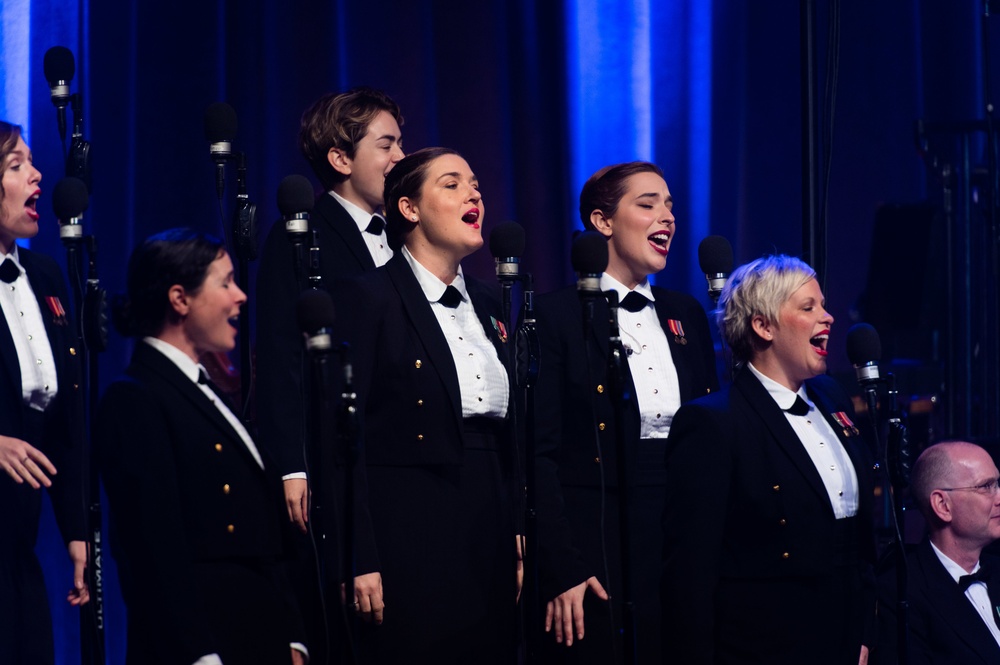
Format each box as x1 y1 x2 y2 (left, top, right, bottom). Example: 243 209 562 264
401 246 508 419
748 363 859 518
931 541 1000 646
329 190 393 267
601 274 680 438
0 248 58 411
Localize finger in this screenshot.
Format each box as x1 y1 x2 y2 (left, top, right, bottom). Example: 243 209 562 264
562 601 575 646
573 599 586 641
372 597 385 625
588 578 610 601
18 459 43 489
29 450 57 476
552 600 564 642
544 600 554 632
300 492 309 523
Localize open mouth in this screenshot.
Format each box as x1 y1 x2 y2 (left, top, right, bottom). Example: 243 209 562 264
462 208 481 228
810 331 830 356
24 190 40 221
228 316 239 330
648 231 671 255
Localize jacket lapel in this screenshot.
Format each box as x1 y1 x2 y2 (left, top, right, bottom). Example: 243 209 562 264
385 256 464 429
735 368 832 508
652 293 694 402
315 194 376 271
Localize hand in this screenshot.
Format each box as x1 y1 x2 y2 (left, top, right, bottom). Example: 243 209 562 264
516 536 525 603
353 572 385 625
858 645 869 665
544 577 608 647
290 647 307 665
283 478 309 533
0 435 56 489
66 540 90 606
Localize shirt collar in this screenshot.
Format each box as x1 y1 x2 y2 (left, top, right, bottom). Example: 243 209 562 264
748 362 811 412
400 246 468 304
328 190 384 235
600 273 655 304
143 337 204 384
930 540 981 581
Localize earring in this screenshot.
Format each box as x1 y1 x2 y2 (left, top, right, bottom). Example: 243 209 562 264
411 216 417 222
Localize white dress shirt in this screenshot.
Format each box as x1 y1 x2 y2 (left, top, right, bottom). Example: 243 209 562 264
0 248 58 411
602 274 680 438
401 247 509 419
930 541 1000 646
329 190 393 267
748 363 859 518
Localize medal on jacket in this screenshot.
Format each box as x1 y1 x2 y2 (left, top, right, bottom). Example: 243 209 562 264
831 411 860 437
45 296 68 326
490 316 508 343
666 318 687 345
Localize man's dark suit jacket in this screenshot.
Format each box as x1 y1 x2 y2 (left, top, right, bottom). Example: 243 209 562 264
257 192 377 477
97 342 302 665
661 367 877 665
0 247 84 664
534 285 718 599
874 540 1000 665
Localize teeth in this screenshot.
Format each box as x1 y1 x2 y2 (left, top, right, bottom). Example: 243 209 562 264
649 233 670 244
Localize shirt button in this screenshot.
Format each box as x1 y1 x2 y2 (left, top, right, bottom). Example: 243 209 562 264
636 323 642 328
652 388 658 394
477 397 483 402
839 490 844 496
642 344 647 350
656 413 661 418
830 465 836 471
458 336 464 341
450 315 456 320
27 334 32 340
36 358 42 365
468 352 474 357
476 374 481 380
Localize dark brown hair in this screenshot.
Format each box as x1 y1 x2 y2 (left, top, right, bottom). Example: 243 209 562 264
383 147 460 250
0 121 24 205
579 161 664 231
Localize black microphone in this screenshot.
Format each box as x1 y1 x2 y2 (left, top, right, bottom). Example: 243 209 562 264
204 102 238 200
296 288 335 354
489 221 525 283
846 323 882 389
52 177 89 241
43 46 74 141
277 174 315 240
571 232 608 296
698 235 734 304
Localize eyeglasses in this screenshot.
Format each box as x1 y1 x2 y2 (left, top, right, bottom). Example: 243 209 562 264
938 478 1000 495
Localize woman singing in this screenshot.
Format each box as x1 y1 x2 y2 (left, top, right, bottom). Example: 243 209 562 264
661 255 875 665
336 147 519 663
534 161 718 662
0 120 89 664
97 229 305 664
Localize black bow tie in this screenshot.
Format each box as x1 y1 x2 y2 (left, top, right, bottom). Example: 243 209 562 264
786 396 811 417
365 216 385 235
620 291 651 313
0 258 20 284
959 566 991 591
438 285 463 308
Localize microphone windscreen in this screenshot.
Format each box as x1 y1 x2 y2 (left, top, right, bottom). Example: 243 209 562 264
846 323 882 365
489 221 525 258
52 177 90 219
571 232 609 275
43 46 75 83
698 235 734 274
296 289 336 334
203 102 238 142
277 175 315 216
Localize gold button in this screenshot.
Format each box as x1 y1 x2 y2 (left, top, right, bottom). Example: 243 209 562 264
417 399 423 407
706 388 711 394
69 347 77 356
598 423 606 431
417 434 424 441
73 384 79 390
215 443 223 452
223 484 231 495
596 384 604 394
779 518 787 526
226 524 235 534
594 457 601 463
782 552 790 559
772 484 780 492
415 359 422 368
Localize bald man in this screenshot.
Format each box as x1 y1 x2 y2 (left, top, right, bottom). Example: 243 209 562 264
875 441 1000 665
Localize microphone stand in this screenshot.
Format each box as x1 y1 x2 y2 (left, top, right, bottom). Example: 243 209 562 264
60 224 107 665
336 342 360 663
885 374 910 665
232 154 257 423
604 290 636 665
512 274 541 663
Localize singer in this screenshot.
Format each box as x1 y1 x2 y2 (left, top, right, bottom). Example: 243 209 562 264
661 255 875 665
96 230 306 664
0 121 89 665
534 161 718 663
334 147 519 662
